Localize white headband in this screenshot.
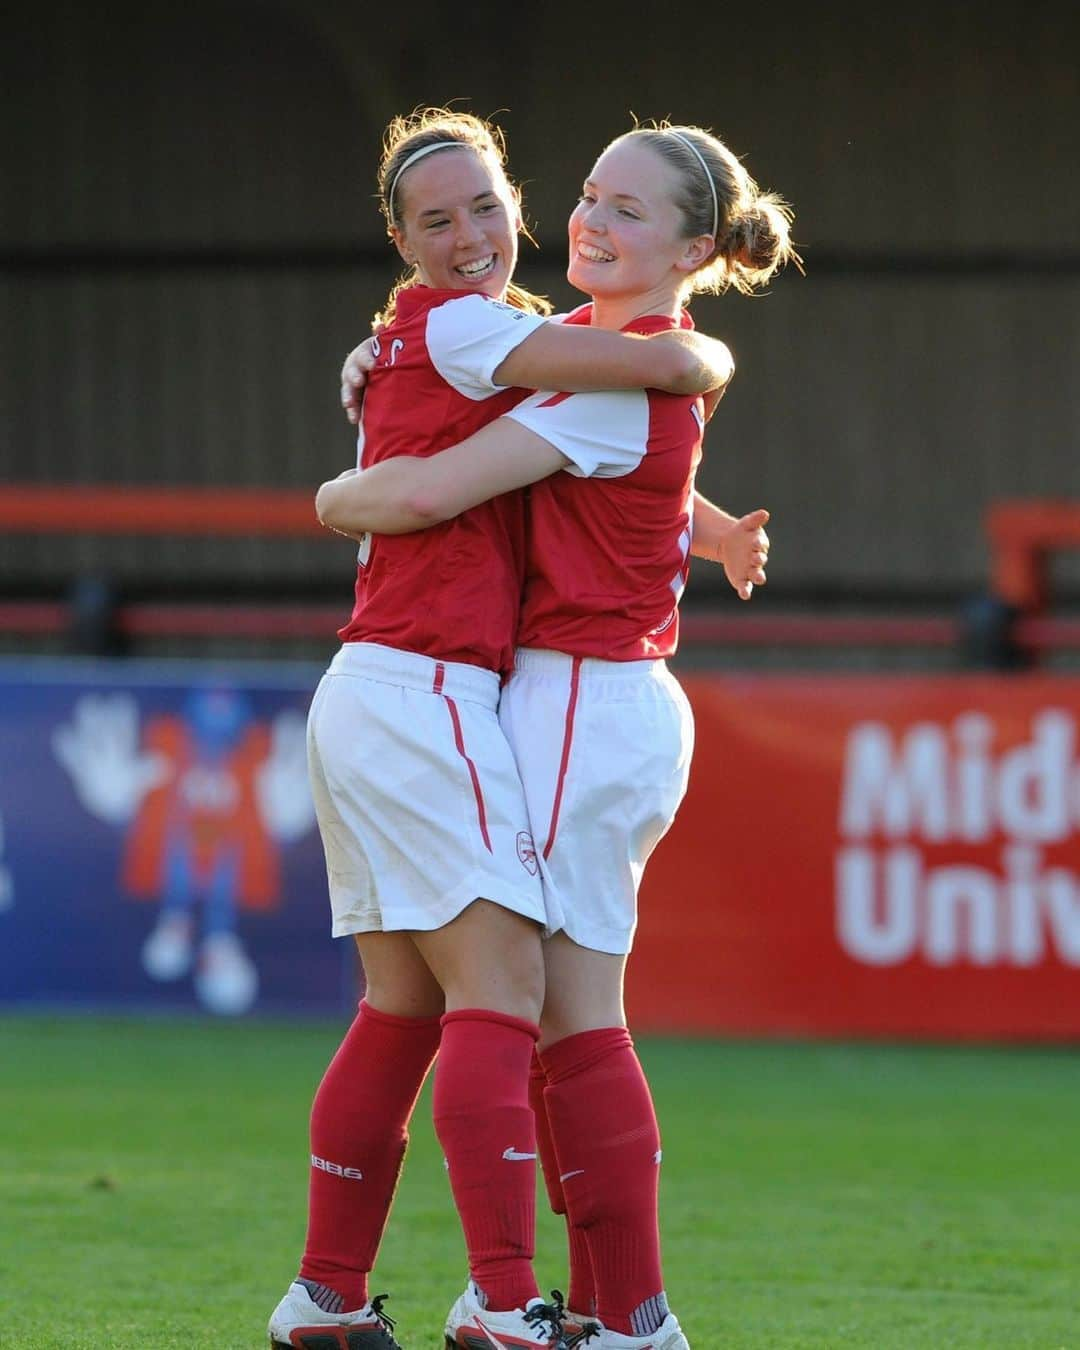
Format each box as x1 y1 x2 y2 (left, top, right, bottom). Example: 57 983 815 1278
667 131 719 240
388 141 467 217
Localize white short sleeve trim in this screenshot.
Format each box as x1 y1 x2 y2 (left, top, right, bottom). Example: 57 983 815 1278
426 294 549 401
503 388 649 479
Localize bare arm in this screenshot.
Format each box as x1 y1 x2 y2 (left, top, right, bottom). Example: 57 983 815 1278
316 421 569 536
693 492 770 601
493 324 734 396
339 324 735 421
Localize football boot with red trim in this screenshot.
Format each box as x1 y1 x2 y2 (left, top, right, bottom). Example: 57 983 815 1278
268 1281 402 1349
444 1281 572 1349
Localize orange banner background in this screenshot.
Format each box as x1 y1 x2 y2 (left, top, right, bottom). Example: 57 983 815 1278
627 675 1080 1039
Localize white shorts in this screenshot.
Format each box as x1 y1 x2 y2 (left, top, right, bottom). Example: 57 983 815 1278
308 642 546 937
499 648 695 955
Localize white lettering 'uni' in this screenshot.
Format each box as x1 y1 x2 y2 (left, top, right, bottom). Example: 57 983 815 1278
836 844 1080 967
311 1153 363 1180
502 1147 537 1162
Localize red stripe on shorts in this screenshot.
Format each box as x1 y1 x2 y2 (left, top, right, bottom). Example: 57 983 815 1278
543 656 582 861
433 664 493 854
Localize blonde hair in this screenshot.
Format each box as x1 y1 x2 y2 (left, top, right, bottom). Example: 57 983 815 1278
616 121 801 296
374 107 551 328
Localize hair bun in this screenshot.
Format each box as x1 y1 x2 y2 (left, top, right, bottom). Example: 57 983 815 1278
726 195 791 274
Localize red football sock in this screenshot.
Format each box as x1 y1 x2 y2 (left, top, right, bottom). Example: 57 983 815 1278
434 1008 541 1311
530 1051 596 1316
540 1027 666 1337
299 999 442 1310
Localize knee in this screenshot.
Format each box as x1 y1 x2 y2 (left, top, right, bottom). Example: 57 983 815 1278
363 971 445 1019
448 967 543 1024
540 989 625 1047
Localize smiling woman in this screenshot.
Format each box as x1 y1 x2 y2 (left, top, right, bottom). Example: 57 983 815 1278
267 107 739 1350
373 110 550 327
319 118 798 1350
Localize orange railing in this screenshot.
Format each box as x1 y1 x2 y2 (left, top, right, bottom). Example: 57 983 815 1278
0 485 321 536
2 485 1078 655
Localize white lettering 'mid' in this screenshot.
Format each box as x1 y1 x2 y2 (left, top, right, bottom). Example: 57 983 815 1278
840 709 1079 844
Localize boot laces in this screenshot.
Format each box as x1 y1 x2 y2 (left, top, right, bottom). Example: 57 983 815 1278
523 1289 570 1345
368 1293 402 1347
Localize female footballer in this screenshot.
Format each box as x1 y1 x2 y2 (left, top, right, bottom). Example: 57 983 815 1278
268 109 737 1350
321 122 795 1350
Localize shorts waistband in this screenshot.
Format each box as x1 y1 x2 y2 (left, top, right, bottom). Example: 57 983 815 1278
328 642 500 709
512 647 666 680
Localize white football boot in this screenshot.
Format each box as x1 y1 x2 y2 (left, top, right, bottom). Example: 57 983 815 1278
268 1281 403 1349
444 1280 571 1348
580 1313 690 1349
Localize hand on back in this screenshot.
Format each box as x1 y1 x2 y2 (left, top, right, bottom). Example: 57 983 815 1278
341 338 378 425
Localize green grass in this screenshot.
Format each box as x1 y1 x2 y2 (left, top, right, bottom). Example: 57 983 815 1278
1 1019 1078 1348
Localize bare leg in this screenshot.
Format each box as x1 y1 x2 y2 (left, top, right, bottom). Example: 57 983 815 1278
411 898 544 1023
538 930 627 1048
355 929 445 1018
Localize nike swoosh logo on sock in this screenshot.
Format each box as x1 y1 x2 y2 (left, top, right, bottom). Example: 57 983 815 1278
559 1168 585 1181
502 1147 537 1161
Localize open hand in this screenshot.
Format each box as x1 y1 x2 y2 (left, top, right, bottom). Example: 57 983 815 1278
720 509 770 601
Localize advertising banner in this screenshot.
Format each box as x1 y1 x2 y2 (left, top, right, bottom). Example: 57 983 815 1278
0 658 357 1018
628 675 1080 1039
6 660 1080 1037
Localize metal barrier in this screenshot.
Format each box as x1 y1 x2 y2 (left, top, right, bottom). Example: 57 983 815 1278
2 485 1078 655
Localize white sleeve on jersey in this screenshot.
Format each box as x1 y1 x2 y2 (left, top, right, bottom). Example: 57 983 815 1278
426 294 549 401
502 388 648 479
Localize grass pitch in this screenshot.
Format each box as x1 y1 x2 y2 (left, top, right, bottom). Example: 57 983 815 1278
1 1017 1078 1349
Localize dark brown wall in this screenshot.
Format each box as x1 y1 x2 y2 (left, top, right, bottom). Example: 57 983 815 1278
3 0 1079 599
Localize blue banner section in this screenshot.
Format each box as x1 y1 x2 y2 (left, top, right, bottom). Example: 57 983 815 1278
0 657 359 1017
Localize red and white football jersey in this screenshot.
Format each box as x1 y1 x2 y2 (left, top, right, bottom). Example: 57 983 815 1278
339 286 547 676
505 306 705 661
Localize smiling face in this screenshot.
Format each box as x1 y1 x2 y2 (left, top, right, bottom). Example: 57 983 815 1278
390 146 521 299
567 137 713 318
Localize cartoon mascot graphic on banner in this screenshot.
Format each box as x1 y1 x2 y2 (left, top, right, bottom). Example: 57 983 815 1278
53 687 315 1015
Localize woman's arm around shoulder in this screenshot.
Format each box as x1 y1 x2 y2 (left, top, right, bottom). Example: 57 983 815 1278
493 324 734 397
